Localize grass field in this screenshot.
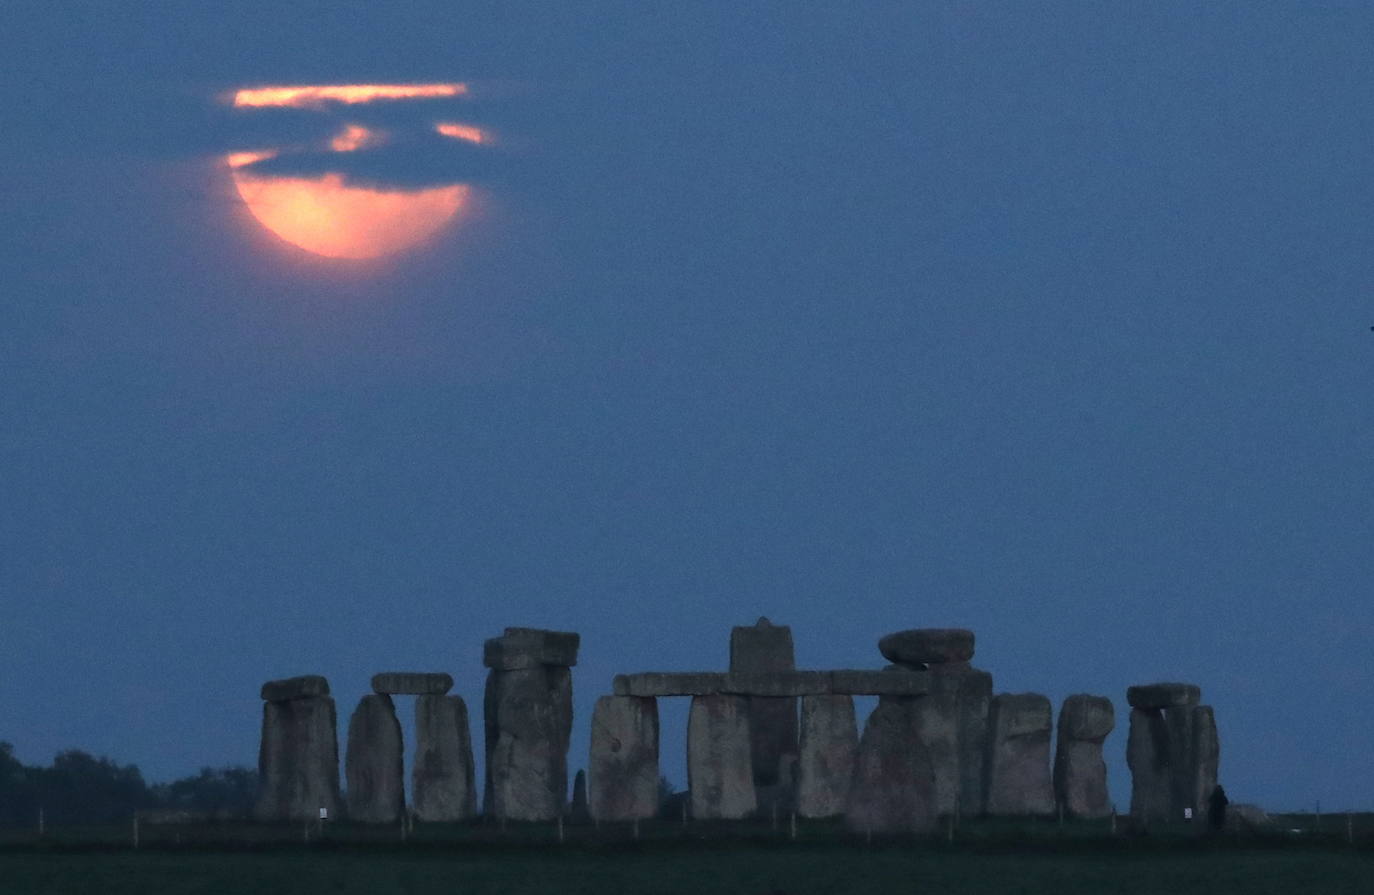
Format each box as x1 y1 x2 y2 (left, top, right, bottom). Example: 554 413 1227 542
3 817 1372 894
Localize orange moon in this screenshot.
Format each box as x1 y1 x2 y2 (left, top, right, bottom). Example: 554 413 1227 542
226 84 484 260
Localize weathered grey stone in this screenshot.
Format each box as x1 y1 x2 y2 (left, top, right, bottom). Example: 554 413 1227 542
914 667 963 817
845 697 937 833
614 673 725 696
569 769 589 823
371 672 454 695
797 695 857 818
956 667 993 817
1126 682 1201 710
730 617 794 671
260 675 330 702
1186 705 1219 820
687 694 756 819
345 694 404 824
878 629 975 666
1129 700 1220 825
830 669 930 696
730 618 798 792
254 694 342 821
726 671 828 698
483 628 580 670
1058 693 1115 742
588 695 660 822
984 693 1054 816
1053 695 1114 819
1127 707 1171 824
614 669 928 698
412 694 476 822
484 664 574 821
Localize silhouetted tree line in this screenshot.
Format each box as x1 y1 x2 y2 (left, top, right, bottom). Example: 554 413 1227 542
0 742 256 825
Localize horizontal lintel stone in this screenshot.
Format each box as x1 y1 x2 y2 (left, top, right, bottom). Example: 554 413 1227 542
260 675 330 702
371 672 454 695
613 669 928 698
1126 682 1201 710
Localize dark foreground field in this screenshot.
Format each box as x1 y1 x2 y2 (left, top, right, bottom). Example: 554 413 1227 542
3 817 1372 895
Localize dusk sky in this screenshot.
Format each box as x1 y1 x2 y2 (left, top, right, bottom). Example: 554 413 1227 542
2 2 1371 812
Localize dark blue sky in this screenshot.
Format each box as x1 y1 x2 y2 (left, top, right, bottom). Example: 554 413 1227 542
2 1 1370 811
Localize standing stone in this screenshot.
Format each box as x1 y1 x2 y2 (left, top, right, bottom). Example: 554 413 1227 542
345 694 404 824
913 667 963 818
254 677 342 822
1127 707 1171 824
1189 705 1219 820
486 665 574 821
956 667 993 817
984 693 1054 816
878 628 987 818
1053 694 1114 819
1126 682 1218 825
845 696 936 834
412 694 476 822
729 617 798 811
569 769 589 823
797 694 857 818
589 695 660 822
687 694 756 819
483 628 578 822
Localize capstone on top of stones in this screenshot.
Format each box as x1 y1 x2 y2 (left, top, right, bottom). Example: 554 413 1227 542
878 628 975 667
483 627 580 670
371 672 454 695
260 675 330 702
1126 682 1201 710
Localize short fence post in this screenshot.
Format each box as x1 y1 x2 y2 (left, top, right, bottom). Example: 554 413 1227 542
37 807 44 837
557 815 564 844
132 814 140 849
789 812 797 841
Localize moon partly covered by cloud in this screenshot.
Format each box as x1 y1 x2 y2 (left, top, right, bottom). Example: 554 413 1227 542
224 83 492 260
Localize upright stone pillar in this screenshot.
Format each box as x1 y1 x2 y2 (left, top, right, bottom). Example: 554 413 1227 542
1127 706 1171 823
345 694 404 823
797 694 857 818
1126 683 1218 825
984 692 1054 816
878 628 988 818
687 694 756 819
412 694 477 822
1053 694 1114 819
588 695 660 822
729 617 797 812
956 667 993 817
844 695 936 833
569 769 589 823
254 675 342 822
483 627 579 821
1189 705 1219 820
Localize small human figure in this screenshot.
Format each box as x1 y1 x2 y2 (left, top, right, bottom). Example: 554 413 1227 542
1208 784 1229 831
